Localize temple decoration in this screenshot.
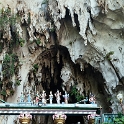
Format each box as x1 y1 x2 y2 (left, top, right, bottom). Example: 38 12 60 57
117 92 123 104
40 90 47 105
63 91 69 104
53 112 67 124
54 90 61 104
49 91 53 104
18 113 32 124
89 93 96 104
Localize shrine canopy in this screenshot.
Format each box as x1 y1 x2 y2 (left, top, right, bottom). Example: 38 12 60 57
0 103 101 115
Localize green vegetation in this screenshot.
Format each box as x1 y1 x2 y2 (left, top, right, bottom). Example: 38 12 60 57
0 7 25 52
35 38 41 45
114 113 124 124
2 54 19 78
70 85 84 102
33 63 39 73
105 51 114 60
10 89 15 95
15 80 21 86
102 113 124 124
0 7 27 98
0 7 17 29
1 53 20 97
0 89 6 96
19 38 25 47
28 12 31 24
49 27 55 32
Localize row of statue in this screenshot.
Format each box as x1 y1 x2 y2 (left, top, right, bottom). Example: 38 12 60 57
17 90 96 105
17 90 69 105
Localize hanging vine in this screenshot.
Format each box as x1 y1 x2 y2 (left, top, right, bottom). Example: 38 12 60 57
1 53 20 98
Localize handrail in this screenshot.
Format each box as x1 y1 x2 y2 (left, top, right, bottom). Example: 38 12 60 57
0 99 6 103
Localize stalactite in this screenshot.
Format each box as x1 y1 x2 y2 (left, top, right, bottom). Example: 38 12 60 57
42 67 45 83
57 50 60 64
51 59 54 77
85 80 90 96
80 63 83 71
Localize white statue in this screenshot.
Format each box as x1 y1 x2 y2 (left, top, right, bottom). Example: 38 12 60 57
41 90 46 105
63 91 69 104
27 91 31 102
35 91 39 104
55 90 61 104
49 91 53 104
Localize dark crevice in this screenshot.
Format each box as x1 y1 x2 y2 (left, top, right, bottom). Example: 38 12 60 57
109 60 124 85
65 8 72 22
66 116 84 124
84 63 112 112
74 13 80 31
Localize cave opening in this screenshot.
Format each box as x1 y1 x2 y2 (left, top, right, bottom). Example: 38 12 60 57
66 115 84 124
84 63 112 112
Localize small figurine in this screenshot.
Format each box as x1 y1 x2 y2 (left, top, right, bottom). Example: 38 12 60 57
40 90 46 105
63 91 69 104
35 91 39 104
27 91 31 103
84 97 88 104
20 92 24 102
89 93 96 104
55 90 61 104
49 91 53 104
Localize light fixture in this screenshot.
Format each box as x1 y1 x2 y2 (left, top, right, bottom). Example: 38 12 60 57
117 92 123 104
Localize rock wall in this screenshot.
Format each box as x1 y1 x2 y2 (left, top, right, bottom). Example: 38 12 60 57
0 0 124 123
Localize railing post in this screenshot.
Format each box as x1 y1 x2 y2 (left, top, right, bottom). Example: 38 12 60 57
53 112 67 124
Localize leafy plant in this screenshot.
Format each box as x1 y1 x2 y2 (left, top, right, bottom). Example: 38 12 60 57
10 89 14 95
33 63 39 72
49 27 55 32
114 113 124 124
35 38 41 45
1 89 6 96
105 51 114 60
102 113 124 124
9 15 16 25
2 53 19 98
15 80 21 86
0 7 24 50
2 54 19 78
19 38 25 47
0 7 16 29
28 12 31 24
70 86 84 102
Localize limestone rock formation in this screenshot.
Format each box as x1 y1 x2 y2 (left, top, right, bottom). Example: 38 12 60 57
0 0 124 123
